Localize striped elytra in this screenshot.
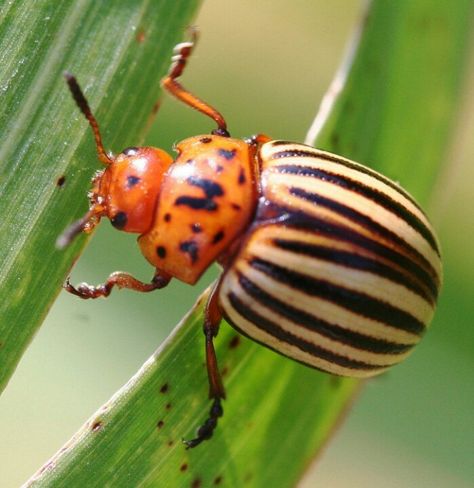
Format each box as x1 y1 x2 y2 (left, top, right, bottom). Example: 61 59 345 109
62 35 442 446
219 141 441 378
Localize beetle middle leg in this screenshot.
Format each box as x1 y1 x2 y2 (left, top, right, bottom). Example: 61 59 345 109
65 269 171 299
184 282 226 448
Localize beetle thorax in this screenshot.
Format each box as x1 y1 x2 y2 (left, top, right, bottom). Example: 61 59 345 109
138 135 258 284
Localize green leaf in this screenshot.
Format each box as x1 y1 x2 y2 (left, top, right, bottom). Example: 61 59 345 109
308 0 473 205
1 0 471 487
0 0 202 392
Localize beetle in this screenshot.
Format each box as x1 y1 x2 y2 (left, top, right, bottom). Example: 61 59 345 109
59 32 442 448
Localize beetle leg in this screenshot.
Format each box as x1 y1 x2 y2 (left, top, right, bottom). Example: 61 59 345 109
162 28 229 137
65 269 171 299
184 282 226 449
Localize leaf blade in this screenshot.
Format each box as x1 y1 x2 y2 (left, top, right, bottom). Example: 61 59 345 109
2 0 470 485
0 0 202 393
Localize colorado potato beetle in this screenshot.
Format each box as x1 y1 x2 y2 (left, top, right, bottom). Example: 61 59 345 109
59 33 442 448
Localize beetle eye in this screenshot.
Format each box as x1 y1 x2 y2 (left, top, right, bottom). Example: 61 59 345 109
110 211 128 229
122 146 139 156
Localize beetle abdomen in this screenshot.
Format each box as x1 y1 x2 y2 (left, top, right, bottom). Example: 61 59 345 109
219 141 441 377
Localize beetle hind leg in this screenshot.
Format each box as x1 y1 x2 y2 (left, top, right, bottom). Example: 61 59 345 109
183 283 226 449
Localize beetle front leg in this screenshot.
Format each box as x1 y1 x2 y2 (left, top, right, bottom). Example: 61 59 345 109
184 282 226 449
65 269 171 299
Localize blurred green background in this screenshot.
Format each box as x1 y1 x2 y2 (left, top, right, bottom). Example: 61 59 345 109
1 1 473 486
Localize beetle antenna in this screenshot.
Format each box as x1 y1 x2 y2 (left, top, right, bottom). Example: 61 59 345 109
162 28 229 137
56 207 103 249
64 72 114 164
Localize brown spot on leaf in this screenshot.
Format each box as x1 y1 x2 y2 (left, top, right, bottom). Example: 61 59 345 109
191 479 202 488
160 383 169 394
157 420 164 429
180 463 188 472
151 100 160 115
136 30 146 43
229 336 240 349
91 420 102 432
56 175 66 187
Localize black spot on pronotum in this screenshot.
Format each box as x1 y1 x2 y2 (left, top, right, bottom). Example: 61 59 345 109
126 175 141 188
187 176 224 198
200 136 212 144
238 167 246 185
111 211 128 229
180 240 199 264
157 420 164 429
122 146 139 156
231 203 241 211
191 223 202 233
164 213 172 222
56 175 66 187
175 196 218 211
91 420 102 432
156 246 167 259
215 165 224 174
229 336 240 349
218 148 236 160
212 230 225 245
180 463 188 472
160 383 169 394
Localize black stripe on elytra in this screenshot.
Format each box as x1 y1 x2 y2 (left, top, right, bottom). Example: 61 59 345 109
187 176 224 198
256 203 439 298
249 257 425 335
175 196 218 211
273 238 435 305
269 146 423 212
288 186 438 283
228 289 384 371
275 164 439 256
